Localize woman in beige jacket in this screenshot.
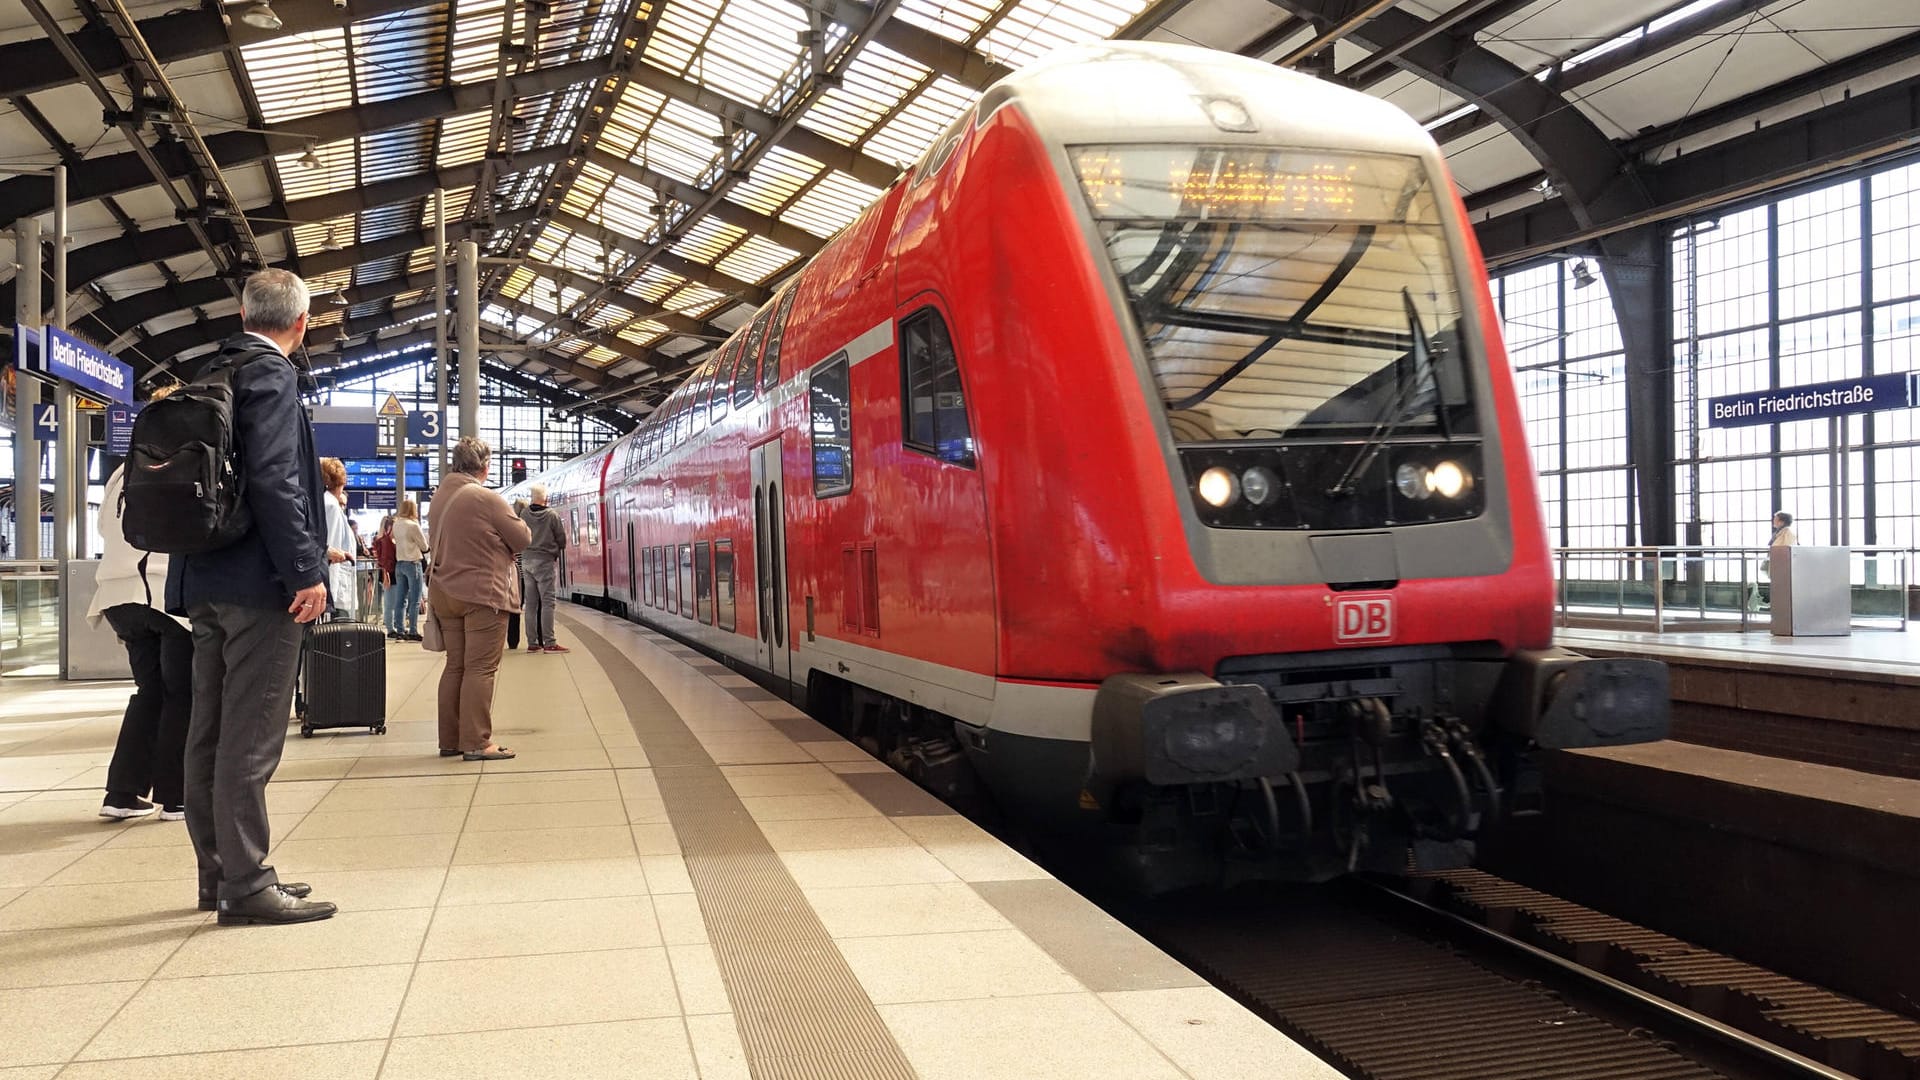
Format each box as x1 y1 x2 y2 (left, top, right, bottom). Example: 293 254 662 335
428 437 532 760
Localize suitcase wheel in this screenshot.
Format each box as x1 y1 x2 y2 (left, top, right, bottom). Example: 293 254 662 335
373 725 387 736
300 725 314 739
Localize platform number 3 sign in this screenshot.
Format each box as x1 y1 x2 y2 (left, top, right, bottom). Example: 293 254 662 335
406 410 445 445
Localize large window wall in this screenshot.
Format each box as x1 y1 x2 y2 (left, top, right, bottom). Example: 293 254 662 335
1492 260 1632 556
1672 156 1920 553
317 353 622 491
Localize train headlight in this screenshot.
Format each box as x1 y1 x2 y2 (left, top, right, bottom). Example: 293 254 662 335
1197 467 1240 508
1241 467 1277 506
1395 463 1430 500
1427 460 1471 499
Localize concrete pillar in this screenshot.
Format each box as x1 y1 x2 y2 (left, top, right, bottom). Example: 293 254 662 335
12 217 39 560
457 239 479 444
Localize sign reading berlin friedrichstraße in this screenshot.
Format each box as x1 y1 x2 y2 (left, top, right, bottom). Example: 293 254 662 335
1706 373 1918 429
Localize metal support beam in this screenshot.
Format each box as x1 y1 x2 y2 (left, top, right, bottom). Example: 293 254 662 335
13 217 40 561
1601 226 1676 547
51 164 74 567
434 188 449 479
1279 0 1402 68
458 240 480 440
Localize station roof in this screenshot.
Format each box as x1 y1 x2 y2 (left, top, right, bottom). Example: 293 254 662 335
0 0 1911 421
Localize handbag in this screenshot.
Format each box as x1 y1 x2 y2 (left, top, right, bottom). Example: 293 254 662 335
420 607 446 653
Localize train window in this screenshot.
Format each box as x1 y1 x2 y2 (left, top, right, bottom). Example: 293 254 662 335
641 547 654 608
694 540 713 625
569 508 579 545
677 544 694 619
809 353 853 498
664 545 679 613
760 287 799 394
711 340 740 426
688 361 714 438
899 308 975 467
673 388 695 446
741 309 769 381
732 312 767 408
714 540 735 631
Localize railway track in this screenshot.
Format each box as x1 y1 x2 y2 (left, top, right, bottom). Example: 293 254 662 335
1115 871 1913 1080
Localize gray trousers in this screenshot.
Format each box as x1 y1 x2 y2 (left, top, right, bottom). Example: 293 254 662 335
524 555 559 647
184 601 303 901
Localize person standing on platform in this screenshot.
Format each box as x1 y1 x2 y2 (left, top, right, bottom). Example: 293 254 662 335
390 499 429 642
372 514 397 633
506 499 528 651
519 484 569 653
90 421 191 822
429 437 530 760
165 268 335 926
1771 512 1798 548
318 458 357 621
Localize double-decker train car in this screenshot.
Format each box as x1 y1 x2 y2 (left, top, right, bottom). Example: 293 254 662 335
514 41 1668 887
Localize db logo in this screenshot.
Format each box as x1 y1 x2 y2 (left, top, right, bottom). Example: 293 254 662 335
1334 595 1394 643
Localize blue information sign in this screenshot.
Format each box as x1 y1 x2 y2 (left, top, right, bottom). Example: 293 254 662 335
1707 373 1917 429
16 325 133 404
106 403 140 455
343 457 429 491
406 410 445 445
30 402 57 442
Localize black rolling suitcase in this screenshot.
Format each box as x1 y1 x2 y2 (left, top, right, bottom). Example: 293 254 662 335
297 621 388 737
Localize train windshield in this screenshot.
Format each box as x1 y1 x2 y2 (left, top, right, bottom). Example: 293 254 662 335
1071 145 1478 444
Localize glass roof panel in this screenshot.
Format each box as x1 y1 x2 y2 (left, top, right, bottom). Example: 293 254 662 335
671 215 746 264
271 137 354 201
630 264 693 304
362 122 435 186
714 234 801 283
893 0 997 42
599 83 671 159
619 320 671 345
643 0 724 78
289 213 359 259
799 43 929 146
351 7 447 105
240 31 352 123
725 144 824 216
437 111 494 168
782 169 881 238
863 75 978 170
978 0 1149 69
685 0 809 106
450 0 511 84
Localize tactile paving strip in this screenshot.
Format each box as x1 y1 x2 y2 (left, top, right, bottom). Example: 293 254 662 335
567 617 918 1080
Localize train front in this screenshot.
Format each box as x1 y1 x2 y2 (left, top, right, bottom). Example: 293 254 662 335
971 44 1669 887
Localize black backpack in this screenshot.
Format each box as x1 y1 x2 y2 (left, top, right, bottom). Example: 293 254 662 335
121 349 255 554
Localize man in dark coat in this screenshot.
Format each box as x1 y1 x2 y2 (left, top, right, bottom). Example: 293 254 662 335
166 268 337 926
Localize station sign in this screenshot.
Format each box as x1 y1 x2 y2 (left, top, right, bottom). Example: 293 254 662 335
406 410 445 445
30 402 56 441
311 405 379 459
1706 373 1918 429
343 457 428 491
15 325 133 404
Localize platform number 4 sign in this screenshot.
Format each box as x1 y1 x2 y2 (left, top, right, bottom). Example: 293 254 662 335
30 403 57 442
406 410 445 446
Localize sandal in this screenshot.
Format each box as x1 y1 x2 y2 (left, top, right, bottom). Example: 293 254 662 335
462 746 517 761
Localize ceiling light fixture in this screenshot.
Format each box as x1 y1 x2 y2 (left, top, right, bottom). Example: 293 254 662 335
321 228 344 252
1571 260 1597 290
238 1 282 30
329 288 350 306
297 144 320 169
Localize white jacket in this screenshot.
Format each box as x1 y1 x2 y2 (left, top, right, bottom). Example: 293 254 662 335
86 466 187 629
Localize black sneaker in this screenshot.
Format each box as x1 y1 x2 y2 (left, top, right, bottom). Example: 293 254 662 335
158 804 186 821
100 792 156 819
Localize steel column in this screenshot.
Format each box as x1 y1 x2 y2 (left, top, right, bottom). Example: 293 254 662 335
457 239 479 442
1600 225 1676 548
434 187 448 479
13 216 40 561
51 164 73 565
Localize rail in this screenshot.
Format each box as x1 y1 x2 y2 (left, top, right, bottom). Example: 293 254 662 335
1552 545 1912 632
0 559 61 676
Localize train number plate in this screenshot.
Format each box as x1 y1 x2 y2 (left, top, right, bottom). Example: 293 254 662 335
1333 595 1394 643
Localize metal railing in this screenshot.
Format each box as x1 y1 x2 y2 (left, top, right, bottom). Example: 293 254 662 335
1552 546 1912 633
0 559 61 676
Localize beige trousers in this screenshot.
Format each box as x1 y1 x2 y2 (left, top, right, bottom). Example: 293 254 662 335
431 584 509 753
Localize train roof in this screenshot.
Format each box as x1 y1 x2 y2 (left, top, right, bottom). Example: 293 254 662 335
982 41 1435 161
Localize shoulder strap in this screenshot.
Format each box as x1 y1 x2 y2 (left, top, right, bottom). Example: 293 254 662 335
137 552 153 608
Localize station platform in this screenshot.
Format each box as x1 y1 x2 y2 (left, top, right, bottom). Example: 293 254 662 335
0 606 1333 1079
1556 624 1920 680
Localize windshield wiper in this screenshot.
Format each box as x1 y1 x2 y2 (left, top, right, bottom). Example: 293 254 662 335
1326 288 1444 497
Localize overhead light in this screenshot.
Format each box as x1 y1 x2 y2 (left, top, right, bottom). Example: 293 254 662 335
1571 260 1597 290
238 1 282 30
297 144 320 169
328 288 349 306
321 228 344 252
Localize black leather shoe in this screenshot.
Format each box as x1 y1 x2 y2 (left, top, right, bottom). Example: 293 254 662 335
200 881 313 912
217 884 336 926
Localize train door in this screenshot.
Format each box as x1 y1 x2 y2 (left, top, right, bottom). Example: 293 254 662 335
750 438 792 688
626 520 637 617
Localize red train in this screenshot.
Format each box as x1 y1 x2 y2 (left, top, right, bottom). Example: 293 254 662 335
516 41 1668 887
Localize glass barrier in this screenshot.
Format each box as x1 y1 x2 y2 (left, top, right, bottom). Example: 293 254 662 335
1552 546 1912 633
0 561 61 677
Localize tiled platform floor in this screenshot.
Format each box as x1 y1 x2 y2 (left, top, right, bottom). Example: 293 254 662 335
0 607 1334 1079
1558 624 1920 680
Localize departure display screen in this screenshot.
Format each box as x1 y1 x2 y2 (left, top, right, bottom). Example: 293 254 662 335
1070 145 1434 223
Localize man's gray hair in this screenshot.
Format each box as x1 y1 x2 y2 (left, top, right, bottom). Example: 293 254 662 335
450 435 491 476
239 269 311 334
529 483 548 503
